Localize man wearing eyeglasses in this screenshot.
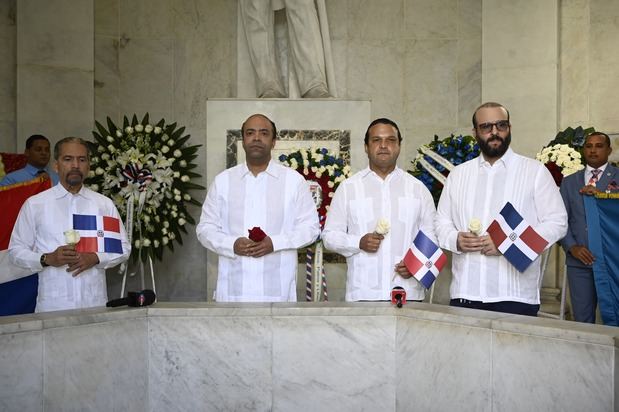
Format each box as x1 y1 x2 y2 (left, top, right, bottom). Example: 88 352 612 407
435 102 567 316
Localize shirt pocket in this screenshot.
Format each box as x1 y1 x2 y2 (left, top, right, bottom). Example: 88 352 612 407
398 197 420 227
349 198 374 233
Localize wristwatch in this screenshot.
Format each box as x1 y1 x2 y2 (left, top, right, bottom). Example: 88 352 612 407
40 254 49 267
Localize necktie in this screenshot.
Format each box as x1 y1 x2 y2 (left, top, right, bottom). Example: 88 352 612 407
588 169 601 186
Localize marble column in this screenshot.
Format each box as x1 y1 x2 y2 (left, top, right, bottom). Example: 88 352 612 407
16 0 94 149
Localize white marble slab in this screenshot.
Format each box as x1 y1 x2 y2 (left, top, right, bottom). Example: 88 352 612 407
149 315 273 412
0 330 43 412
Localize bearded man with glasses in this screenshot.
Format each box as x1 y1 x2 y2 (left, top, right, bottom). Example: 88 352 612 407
435 102 567 316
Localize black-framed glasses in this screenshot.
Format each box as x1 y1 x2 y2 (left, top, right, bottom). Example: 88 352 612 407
477 120 510 134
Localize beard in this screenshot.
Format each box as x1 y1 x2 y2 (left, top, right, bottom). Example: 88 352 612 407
66 171 83 186
477 132 511 159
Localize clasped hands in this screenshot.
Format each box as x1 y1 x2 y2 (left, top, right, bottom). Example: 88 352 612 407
45 245 99 277
457 232 500 256
234 237 274 258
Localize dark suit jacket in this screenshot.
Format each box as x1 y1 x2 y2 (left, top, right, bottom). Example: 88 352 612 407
559 164 619 268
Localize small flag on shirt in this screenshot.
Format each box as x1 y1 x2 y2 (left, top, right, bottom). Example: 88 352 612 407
487 202 548 272
403 230 447 289
73 214 123 254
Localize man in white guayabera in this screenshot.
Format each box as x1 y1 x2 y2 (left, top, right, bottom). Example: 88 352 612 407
239 0 331 98
322 118 437 301
196 114 319 302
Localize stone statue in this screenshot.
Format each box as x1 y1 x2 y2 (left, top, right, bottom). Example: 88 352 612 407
239 0 334 98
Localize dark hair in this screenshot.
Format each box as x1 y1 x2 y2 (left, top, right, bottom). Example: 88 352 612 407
585 131 611 147
25 134 49 149
364 118 402 145
53 137 91 161
241 114 277 139
472 102 510 128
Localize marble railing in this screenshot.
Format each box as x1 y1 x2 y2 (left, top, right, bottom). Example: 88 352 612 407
1 303 618 411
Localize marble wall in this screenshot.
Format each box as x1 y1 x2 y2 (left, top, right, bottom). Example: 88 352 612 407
0 0 16 153
2 304 618 411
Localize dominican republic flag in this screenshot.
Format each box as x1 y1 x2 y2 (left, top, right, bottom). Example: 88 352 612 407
403 230 447 289
487 202 548 272
73 214 123 254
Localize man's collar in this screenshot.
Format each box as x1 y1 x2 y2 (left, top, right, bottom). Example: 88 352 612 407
52 183 91 199
478 147 514 168
585 163 608 173
361 165 403 180
240 160 279 178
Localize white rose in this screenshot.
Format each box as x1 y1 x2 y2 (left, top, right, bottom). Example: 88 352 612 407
141 238 151 247
116 130 123 138
162 227 168 235
143 215 150 223
168 232 176 240
167 139 175 146
161 145 170 154
106 135 114 143
153 239 160 248
154 126 162 135
375 218 390 235
154 215 160 223
162 236 169 245
173 171 180 178
179 160 187 167
181 175 189 182
327 181 335 188
107 144 115 153
101 153 110 160
63 229 81 246
178 218 186 226
183 194 191 201
88 170 95 178
134 239 141 248
468 218 483 235
90 184 99 192
135 124 144 132
145 125 153 133
163 221 170 228
173 188 180 195
95 167 104 175
173 149 182 158
174 195 181 201
125 126 134 134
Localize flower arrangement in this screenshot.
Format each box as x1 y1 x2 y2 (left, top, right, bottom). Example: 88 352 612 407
409 134 480 204
86 114 204 262
536 126 594 186
535 144 584 186
278 147 351 226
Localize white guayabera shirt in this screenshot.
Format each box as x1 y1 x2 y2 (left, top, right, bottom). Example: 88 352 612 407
197 161 320 302
435 149 568 304
322 167 437 301
9 184 131 312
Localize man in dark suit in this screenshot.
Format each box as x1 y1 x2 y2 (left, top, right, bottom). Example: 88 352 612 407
560 132 618 323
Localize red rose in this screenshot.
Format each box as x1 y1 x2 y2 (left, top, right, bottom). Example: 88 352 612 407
248 226 267 242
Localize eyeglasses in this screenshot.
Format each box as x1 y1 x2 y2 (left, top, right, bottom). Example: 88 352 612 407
477 120 510 134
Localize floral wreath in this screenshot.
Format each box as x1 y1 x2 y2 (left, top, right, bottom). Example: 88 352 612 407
535 126 593 186
409 134 480 204
278 147 351 227
87 114 205 262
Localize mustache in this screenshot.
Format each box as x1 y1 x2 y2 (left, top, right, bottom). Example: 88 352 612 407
487 135 503 143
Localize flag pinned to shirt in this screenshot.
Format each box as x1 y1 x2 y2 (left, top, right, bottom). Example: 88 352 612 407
403 230 447 289
73 214 123 254
487 202 548 272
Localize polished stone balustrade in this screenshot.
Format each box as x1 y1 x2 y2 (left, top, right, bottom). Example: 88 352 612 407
1 302 617 411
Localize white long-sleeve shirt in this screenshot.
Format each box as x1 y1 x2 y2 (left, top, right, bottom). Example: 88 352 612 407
435 149 568 304
196 161 320 302
322 167 437 301
9 184 131 312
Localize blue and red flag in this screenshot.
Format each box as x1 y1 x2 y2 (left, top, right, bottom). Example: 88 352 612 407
403 230 447 289
73 214 123 254
487 202 548 272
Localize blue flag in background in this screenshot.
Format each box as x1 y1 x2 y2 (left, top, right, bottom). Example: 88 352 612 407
584 195 619 326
